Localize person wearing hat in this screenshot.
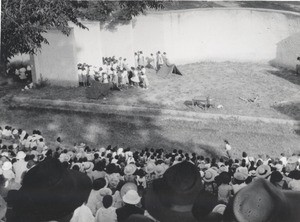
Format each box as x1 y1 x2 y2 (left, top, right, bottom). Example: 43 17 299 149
8 158 92 222
124 164 137 183
232 171 247 194
144 162 155 187
285 156 298 174
255 164 271 179
203 168 218 195
223 178 300 222
2 161 15 181
116 190 144 222
145 161 219 222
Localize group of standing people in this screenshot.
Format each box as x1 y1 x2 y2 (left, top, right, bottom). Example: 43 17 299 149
134 51 168 72
77 56 149 90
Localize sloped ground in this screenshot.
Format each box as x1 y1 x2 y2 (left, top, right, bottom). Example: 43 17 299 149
18 62 300 120
1 62 299 158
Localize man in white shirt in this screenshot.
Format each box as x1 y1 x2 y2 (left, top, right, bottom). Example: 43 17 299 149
13 151 28 184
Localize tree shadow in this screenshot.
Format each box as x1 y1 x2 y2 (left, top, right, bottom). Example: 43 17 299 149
272 102 300 135
269 32 300 85
266 68 300 86
4 105 223 158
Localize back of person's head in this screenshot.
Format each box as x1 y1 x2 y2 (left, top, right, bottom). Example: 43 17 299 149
242 152 247 158
219 172 231 185
102 195 113 209
72 165 80 171
11 158 92 222
270 171 283 184
93 178 106 190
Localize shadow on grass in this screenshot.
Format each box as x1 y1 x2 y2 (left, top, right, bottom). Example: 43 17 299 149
5 105 222 158
266 68 300 86
272 102 300 135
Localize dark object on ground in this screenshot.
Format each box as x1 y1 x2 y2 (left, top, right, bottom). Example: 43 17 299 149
157 64 183 76
86 81 112 99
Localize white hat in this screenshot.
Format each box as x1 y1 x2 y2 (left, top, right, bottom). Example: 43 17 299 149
203 168 218 183
117 148 124 155
122 190 141 205
256 165 271 178
16 151 26 160
124 164 137 176
2 161 12 171
83 162 94 173
145 162 155 174
155 164 166 176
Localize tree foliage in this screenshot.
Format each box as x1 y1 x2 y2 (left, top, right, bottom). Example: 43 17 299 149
1 0 164 66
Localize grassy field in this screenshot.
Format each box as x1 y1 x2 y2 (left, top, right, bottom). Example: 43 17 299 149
18 62 300 120
0 106 299 159
1 62 300 158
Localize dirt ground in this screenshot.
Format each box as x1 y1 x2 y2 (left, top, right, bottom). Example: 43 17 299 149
19 62 300 120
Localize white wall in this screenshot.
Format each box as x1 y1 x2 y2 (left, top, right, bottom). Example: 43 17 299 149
32 29 78 87
71 21 103 66
29 8 300 86
129 8 300 68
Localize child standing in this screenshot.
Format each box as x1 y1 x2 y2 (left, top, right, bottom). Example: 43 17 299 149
130 67 140 86
140 66 149 89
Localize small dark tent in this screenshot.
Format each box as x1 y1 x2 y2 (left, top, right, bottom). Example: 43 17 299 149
157 63 183 77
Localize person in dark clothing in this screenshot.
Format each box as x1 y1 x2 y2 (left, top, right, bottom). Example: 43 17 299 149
116 190 145 222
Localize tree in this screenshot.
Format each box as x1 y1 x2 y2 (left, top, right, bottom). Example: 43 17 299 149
0 0 164 71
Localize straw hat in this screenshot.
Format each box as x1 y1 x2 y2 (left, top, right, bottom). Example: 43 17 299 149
83 162 94 173
124 164 137 176
203 168 218 183
145 162 155 174
2 161 12 171
122 190 141 205
16 151 26 160
219 165 228 173
233 172 247 181
120 182 138 198
256 165 271 178
287 156 298 164
154 164 166 176
236 167 248 178
228 178 300 222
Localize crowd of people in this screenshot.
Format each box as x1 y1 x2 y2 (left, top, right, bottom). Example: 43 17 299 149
6 65 32 83
77 51 171 90
0 124 300 221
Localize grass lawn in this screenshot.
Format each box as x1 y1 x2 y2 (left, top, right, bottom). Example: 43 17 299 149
18 62 300 120
1 62 300 158
0 107 299 159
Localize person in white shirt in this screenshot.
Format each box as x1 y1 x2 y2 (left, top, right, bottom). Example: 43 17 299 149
138 51 145 67
150 53 156 70
95 195 117 222
19 67 27 80
224 140 232 159
13 151 28 184
134 52 139 68
156 51 164 71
